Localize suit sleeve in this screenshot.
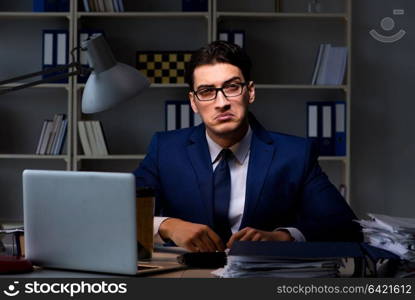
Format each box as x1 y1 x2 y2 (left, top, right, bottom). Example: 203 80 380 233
293 141 363 242
133 133 165 216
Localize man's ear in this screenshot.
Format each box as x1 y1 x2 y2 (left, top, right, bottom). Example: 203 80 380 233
248 81 255 104
189 92 199 113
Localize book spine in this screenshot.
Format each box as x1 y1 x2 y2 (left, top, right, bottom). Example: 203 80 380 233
39 121 53 155
85 121 99 155
35 120 49 154
83 0 91 12
53 118 67 155
78 121 93 156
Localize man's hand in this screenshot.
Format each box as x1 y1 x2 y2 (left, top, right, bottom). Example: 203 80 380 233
159 218 225 252
226 227 293 249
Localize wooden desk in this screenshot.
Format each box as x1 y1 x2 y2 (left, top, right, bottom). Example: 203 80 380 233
1 249 358 278
0 251 215 278
139 251 215 278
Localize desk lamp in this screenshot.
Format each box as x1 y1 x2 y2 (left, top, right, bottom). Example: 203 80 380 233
0 35 150 273
0 34 150 113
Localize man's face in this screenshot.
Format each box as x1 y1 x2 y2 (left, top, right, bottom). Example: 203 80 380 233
189 63 255 139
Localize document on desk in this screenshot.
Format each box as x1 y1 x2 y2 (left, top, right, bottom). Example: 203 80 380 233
216 241 362 278
357 213 415 261
368 213 415 233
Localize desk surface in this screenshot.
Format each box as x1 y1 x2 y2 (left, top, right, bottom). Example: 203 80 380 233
2 249 358 278
1 251 215 278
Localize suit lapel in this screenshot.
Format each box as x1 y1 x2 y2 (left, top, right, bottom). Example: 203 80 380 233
240 121 275 229
186 125 214 227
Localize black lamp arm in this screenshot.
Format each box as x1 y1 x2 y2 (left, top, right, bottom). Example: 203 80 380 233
0 46 93 96
0 63 93 96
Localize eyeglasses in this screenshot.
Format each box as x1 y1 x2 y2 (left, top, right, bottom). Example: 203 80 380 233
192 82 248 101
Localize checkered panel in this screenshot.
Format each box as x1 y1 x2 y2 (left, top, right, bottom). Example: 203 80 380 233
136 51 193 84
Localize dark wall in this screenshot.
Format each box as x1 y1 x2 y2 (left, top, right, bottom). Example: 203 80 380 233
351 0 415 218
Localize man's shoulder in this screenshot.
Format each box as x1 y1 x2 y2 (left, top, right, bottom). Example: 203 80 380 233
265 130 311 148
267 131 318 161
153 126 199 144
249 114 311 150
260 130 316 159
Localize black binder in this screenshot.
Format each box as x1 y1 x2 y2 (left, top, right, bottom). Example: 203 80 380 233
229 241 364 259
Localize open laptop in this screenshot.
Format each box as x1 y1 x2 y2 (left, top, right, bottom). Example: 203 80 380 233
22 169 186 275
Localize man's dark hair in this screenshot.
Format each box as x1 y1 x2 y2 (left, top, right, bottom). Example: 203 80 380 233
185 41 252 90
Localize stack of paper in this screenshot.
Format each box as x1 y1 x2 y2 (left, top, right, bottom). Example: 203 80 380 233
0 223 24 255
217 241 363 278
221 256 342 278
357 213 415 261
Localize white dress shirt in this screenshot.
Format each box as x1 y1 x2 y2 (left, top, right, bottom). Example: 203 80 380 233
154 126 305 242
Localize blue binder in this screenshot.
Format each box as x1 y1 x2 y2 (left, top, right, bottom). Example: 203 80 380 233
57 0 69 11
42 30 69 83
42 30 55 76
218 30 231 42
55 30 69 83
182 0 208 11
229 241 364 259
232 30 245 48
165 100 195 131
33 0 56 12
42 30 62 82
319 102 335 156
33 0 69 12
334 101 346 156
306 102 320 152
307 101 336 156
217 30 245 48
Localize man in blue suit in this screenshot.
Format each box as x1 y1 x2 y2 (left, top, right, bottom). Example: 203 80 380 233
134 41 362 252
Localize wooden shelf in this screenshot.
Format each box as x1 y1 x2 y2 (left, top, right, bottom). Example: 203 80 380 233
0 154 68 159
77 12 209 18
75 155 346 162
76 154 145 160
217 12 347 19
150 83 188 88
318 156 347 162
255 84 348 91
1 83 69 89
77 83 188 89
0 12 70 18
76 83 348 90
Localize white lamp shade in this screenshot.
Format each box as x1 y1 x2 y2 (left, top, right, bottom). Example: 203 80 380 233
82 63 150 114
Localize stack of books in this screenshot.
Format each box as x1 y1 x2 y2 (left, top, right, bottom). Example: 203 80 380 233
82 0 124 12
357 213 415 261
35 114 67 155
311 44 348 85
0 223 24 257
78 120 108 156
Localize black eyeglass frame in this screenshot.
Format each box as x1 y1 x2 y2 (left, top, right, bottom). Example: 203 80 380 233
191 82 249 102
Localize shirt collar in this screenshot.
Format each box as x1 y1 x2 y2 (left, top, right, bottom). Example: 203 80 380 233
206 126 252 165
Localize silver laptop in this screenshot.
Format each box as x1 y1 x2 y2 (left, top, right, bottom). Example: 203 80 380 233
23 169 185 275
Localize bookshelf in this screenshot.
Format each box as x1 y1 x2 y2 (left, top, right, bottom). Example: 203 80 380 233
71 0 212 172
213 0 352 202
0 0 352 221
0 0 74 220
